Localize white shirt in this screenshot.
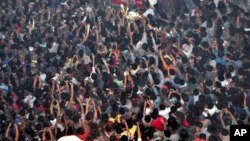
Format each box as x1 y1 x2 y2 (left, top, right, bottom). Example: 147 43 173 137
182 44 193 58
135 32 147 51
149 0 158 6
58 135 82 141
159 107 171 120
205 105 220 116
143 8 155 17
214 0 219 7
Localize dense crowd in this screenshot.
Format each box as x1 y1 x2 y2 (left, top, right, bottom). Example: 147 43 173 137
0 0 250 141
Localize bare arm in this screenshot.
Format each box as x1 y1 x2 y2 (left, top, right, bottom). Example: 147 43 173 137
243 93 247 108
85 98 91 115
50 99 54 115
137 122 141 139
77 98 85 115
56 100 61 118
14 124 19 141
220 109 226 128
91 100 98 122
226 109 238 125
33 75 38 91
103 59 111 74
5 123 12 139
70 83 74 102
48 127 54 141
83 24 90 41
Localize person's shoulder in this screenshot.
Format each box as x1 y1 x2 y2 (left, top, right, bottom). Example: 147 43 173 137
58 135 82 141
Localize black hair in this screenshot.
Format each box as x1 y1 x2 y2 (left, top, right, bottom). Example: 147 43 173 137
144 115 151 123
199 95 206 103
121 135 128 141
175 101 182 109
206 65 213 72
167 117 179 131
189 77 197 84
159 104 166 110
170 106 177 113
169 69 176 75
164 129 171 138
207 125 218 134
196 122 203 128
193 89 200 96
206 79 213 87
215 81 222 88
119 107 126 115
218 75 225 81
207 102 214 109
85 111 93 121
182 93 189 102
181 56 188 64
151 108 159 119
208 134 221 141
204 88 210 95
179 128 189 139
199 133 207 139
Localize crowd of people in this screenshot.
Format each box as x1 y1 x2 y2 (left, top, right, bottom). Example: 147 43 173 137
0 0 250 141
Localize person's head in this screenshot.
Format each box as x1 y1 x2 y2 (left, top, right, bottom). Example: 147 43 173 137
159 104 166 110
193 89 200 96
77 127 85 135
119 107 126 115
221 128 229 136
164 129 172 138
207 125 218 134
179 128 189 139
195 122 203 132
144 115 151 123
120 135 128 141
207 102 214 109
167 116 179 131
199 133 207 140
208 134 221 141
151 108 159 119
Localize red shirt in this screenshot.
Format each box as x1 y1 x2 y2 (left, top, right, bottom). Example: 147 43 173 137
12 102 20 112
111 0 126 5
77 128 91 141
194 138 208 141
150 116 165 131
133 0 143 7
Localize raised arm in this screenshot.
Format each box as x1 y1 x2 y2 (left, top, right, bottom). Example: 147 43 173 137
220 109 226 128
103 59 111 74
226 109 238 125
56 100 61 118
5 122 12 139
69 83 74 101
91 100 98 122
85 98 91 115
137 122 141 140
77 98 85 115
159 50 169 71
122 119 129 136
48 127 54 141
50 99 54 115
127 23 134 45
14 124 19 141
33 75 38 91
83 24 90 42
